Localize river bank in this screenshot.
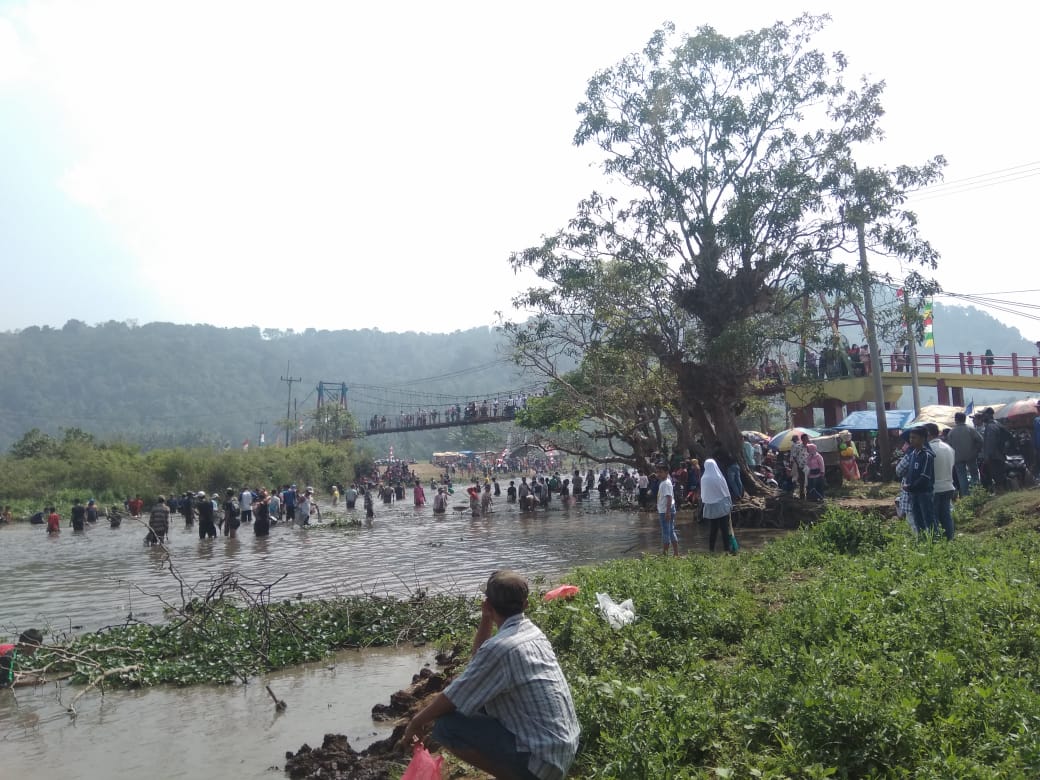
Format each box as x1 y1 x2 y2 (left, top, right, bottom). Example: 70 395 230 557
284 496 1040 778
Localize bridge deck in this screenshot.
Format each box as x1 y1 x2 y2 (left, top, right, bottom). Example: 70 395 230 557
358 414 516 436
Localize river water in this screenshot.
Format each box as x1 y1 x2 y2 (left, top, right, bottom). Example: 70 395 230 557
0 495 785 778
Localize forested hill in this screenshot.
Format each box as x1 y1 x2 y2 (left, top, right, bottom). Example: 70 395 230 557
0 321 524 452
0 303 1035 454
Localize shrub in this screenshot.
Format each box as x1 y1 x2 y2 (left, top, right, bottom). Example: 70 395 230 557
805 506 892 555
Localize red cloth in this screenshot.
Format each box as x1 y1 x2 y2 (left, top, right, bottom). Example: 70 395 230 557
544 585 580 601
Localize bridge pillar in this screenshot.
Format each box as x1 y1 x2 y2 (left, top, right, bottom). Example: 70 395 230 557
1012 352 1019 376
791 406 814 428
936 379 950 406
951 386 964 406
822 398 844 428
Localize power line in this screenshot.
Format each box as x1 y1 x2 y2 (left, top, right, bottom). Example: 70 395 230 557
379 359 513 387
911 160 1040 193
908 169 1040 203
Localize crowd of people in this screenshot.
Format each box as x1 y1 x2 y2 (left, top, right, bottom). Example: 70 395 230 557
896 404 1038 537
367 394 538 431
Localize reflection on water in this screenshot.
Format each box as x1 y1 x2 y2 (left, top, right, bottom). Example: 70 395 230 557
0 497 786 778
1 499 786 633
0 645 431 780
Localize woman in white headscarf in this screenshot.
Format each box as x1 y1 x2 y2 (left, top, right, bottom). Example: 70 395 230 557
701 459 735 554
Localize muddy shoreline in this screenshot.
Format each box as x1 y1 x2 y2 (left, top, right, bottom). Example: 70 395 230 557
283 650 466 780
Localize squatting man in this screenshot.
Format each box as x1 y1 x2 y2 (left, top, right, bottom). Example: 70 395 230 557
400 570 580 779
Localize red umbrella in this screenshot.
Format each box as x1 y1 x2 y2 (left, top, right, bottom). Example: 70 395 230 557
994 398 1040 422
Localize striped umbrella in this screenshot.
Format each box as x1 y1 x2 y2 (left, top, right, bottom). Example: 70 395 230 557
994 398 1039 422
768 427 822 452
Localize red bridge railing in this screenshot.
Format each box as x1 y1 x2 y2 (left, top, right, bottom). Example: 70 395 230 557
883 352 1040 378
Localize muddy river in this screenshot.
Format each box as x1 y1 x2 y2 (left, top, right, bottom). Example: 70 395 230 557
0 496 785 778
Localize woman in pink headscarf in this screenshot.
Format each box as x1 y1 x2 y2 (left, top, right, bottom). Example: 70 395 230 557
805 444 826 500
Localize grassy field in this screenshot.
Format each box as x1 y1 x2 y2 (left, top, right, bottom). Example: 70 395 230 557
520 493 1040 778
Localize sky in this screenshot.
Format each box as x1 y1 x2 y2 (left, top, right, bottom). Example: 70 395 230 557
1 0 1038 342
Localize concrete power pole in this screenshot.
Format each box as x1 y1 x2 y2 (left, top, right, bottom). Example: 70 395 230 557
856 219 893 480
280 362 301 448
901 293 923 417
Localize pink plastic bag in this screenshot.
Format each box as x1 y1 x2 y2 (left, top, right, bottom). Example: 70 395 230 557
401 742 444 780
543 584 580 601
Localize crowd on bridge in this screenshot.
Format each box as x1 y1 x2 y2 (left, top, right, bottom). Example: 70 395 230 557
758 340 1040 385
366 392 549 431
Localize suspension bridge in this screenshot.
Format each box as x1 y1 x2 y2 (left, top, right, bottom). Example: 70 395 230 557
308 373 546 438
304 349 1040 440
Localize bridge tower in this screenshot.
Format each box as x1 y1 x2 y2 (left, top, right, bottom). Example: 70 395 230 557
316 381 349 409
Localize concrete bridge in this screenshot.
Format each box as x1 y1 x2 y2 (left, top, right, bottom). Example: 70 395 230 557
782 352 1040 427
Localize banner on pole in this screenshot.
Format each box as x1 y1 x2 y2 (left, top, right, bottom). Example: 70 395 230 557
923 298 934 349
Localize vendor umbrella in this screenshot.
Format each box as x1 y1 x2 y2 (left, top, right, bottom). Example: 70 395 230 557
994 398 1039 423
768 427 822 451
742 430 770 443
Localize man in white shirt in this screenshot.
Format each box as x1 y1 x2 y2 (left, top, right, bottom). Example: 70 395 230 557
295 488 313 526
927 423 956 540
637 471 650 508
656 463 678 557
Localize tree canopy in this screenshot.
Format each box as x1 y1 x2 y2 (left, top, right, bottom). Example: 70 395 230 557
506 15 943 471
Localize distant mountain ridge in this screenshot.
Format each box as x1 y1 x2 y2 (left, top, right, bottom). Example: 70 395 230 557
0 303 1034 452
0 321 522 452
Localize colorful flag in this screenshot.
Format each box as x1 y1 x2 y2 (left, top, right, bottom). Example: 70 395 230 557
965 399 974 417
922 298 934 349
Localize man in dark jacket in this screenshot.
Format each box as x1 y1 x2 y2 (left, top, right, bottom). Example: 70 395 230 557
980 407 1011 491
196 491 217 539
147 496 170 545
947 412 983 496
902 427 935 534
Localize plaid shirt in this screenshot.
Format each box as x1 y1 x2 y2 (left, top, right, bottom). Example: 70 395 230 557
895 451 913 518
444 614 580 780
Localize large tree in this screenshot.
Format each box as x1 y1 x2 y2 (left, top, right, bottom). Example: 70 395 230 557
508 15 942 471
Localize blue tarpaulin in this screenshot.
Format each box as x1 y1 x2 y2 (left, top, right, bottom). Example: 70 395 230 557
835 410 916 431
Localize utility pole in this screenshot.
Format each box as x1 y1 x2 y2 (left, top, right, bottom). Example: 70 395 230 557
855 217 893 480
901 293 923 417
280 362 301 448
255 420 266 447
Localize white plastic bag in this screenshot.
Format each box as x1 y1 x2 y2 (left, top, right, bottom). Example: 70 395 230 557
595 592 636 629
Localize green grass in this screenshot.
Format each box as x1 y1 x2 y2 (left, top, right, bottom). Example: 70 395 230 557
526 503 1040 778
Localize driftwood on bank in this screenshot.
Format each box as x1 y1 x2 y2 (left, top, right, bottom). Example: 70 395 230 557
728 493 897 531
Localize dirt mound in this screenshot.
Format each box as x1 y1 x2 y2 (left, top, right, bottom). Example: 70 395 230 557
284 650 461 780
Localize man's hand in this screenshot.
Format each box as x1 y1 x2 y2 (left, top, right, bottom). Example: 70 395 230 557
395 692 455 751
397 719 422 751
480 598 496 625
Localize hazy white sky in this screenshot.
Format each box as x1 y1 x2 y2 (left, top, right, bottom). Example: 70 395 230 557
1 1 1037 340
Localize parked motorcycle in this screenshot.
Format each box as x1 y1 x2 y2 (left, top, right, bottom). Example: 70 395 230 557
1004 454 1033 491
